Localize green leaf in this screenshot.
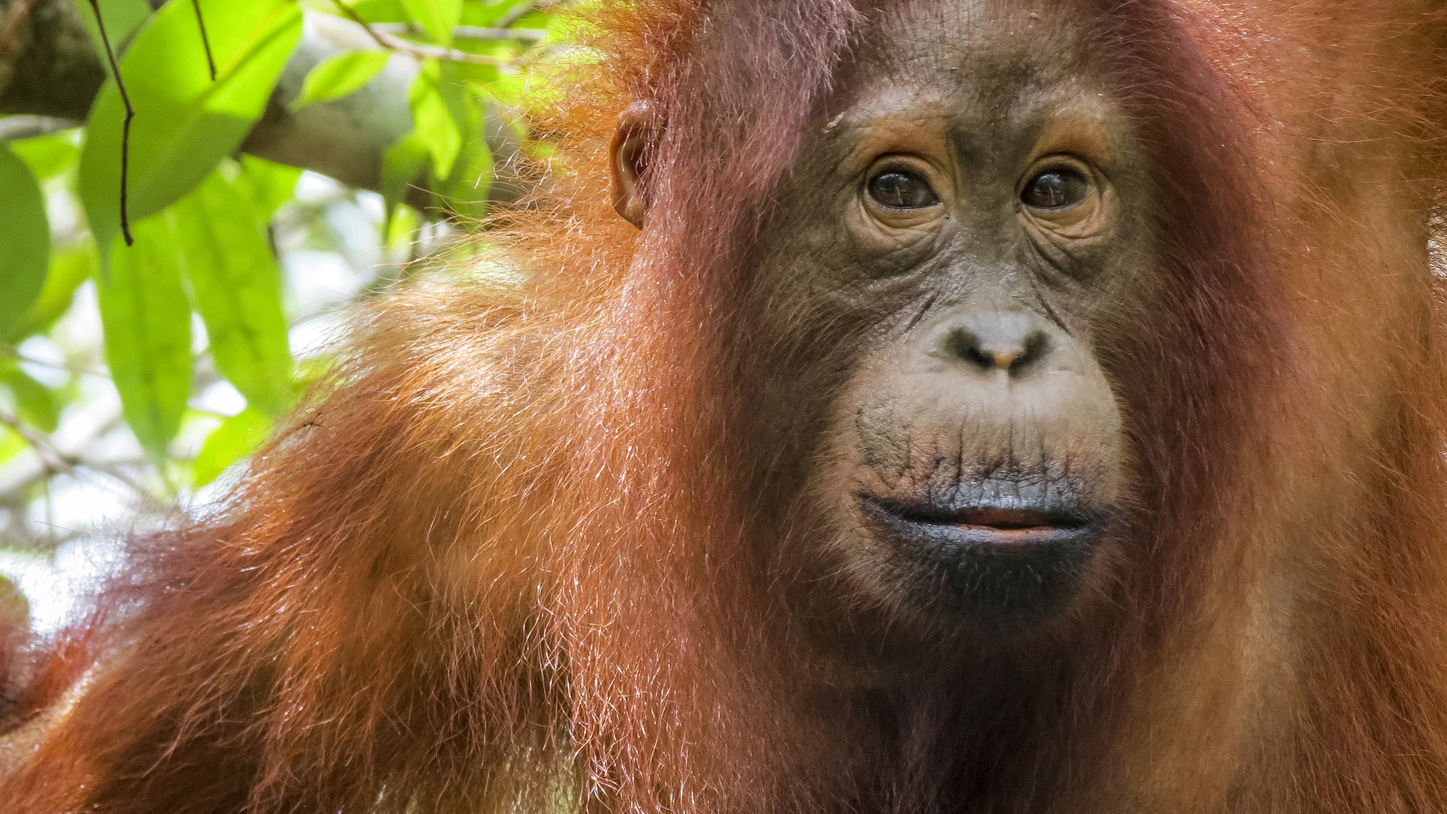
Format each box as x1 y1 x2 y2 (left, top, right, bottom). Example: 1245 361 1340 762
0 143 50 340
290 50 392 111
192 407 273 487
10 129 81 181
384 203 421 247
171 171 293 416
402 0 462 46
0 426 24 466
435 69 491 217
6 244 95 343
472 66 533 111
447 139 494 220
96 216 193 465
381 130 430 218
409 59 461 179
465 0 530 26
238 156 301 219
73 0 152 61
78 0 303 272
348 0 409 23
1 368 60 433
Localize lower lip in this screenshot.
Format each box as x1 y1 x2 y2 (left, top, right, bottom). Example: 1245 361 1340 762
948 524 1070 547
860 499 1097 552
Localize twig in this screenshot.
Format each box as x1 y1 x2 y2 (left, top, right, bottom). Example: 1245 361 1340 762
0 408 71 475
374 23 547 42
0 0 40 59
84 0 135 246
0 407 151 497
190 0 216 80
330 0 518 66
496 1 537 28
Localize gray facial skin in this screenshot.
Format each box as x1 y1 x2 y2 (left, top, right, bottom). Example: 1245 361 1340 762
738 1 1155 628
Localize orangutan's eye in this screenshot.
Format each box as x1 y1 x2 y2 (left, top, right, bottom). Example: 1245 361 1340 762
1021 168 1089 209
868 170 939 209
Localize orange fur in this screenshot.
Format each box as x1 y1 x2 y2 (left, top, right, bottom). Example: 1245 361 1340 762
4 1 1447 811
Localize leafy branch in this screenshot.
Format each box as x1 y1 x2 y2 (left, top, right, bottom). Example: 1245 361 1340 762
331 0 521 66
0 0 557 559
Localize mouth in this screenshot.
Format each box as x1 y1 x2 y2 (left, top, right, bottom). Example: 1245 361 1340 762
856 492 1109 626
861 497 1098 551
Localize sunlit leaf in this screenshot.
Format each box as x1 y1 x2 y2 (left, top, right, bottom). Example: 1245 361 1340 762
293 356 339 395
471 65 536 112
0 144 50 340
290 50 393 111
1 368 60 434
385 203 421 248
0 426 24 466
10 129 81 181
97 217 192 465
348 0 409 23
402 0 462 46
73 0 152 61
192 407 272 487
409 59 461 179
172 172 293 416
79 0 303 271
466 0 531 26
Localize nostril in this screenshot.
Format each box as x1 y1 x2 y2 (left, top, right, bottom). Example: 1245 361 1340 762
939 323 1051 377
1008 330 1050 378
946 329 995 373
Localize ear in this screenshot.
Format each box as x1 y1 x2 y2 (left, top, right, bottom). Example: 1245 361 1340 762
611 101 657 229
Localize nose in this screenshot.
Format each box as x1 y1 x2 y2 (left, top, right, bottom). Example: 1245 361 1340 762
930 311 1057 379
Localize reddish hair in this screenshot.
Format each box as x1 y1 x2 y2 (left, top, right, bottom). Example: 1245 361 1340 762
6 1 1447 812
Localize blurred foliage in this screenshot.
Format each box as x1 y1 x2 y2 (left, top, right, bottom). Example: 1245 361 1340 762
0 0 563 600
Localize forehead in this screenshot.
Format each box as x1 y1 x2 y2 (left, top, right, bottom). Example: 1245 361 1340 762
856 0 1085 78
837 0 1097 129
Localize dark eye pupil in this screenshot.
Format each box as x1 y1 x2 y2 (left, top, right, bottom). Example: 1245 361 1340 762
868 171 937 209
1022 169 1088 208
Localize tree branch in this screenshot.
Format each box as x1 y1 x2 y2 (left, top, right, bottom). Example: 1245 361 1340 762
0 0 105 121
0 0 539 210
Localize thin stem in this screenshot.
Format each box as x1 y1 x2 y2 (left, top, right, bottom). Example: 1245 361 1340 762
496 1 537 28
85 0 134 246
330 0 518 66
190 0 217 81
374 23 547 42
0 408 151 497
